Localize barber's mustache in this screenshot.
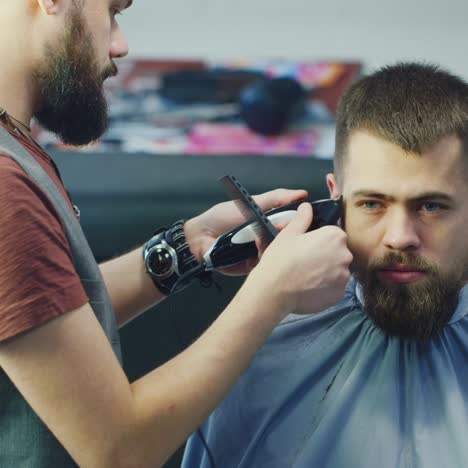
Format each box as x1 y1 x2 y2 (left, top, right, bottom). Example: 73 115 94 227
102 62 119 81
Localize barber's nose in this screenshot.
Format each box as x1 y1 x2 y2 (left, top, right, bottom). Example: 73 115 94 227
110 27 129 59
382 209 421 252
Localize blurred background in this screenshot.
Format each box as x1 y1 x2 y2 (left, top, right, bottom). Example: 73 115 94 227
49 2 468 466
121 0 468 78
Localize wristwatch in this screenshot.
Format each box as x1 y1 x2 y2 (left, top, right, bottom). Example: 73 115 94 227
143 220 199 295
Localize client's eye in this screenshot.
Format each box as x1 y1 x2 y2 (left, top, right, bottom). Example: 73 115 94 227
419 202 448 213
357 200 383 210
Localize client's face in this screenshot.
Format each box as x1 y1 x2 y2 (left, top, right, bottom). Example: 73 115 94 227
328 130 468 341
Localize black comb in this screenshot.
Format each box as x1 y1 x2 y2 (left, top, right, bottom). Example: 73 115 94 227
219 175 278 245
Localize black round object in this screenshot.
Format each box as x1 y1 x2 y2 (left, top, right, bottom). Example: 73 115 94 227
239 76 307 136
148 247 174 277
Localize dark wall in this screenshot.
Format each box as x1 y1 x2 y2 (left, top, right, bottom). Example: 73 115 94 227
53 152 333 467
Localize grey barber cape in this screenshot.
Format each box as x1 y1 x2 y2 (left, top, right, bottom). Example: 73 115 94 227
182 278 468 468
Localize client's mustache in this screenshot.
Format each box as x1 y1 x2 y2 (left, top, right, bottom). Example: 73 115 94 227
368 252 435 274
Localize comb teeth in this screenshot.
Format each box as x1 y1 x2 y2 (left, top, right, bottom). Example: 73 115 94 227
219 175 278 245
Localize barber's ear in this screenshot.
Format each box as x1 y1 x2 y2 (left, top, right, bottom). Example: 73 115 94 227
35 0 61 15
326 173 341 199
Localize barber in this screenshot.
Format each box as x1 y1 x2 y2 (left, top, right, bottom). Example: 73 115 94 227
0 1 353 467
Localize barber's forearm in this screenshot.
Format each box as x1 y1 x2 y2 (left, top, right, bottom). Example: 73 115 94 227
99 247 165 327
115 269 287 468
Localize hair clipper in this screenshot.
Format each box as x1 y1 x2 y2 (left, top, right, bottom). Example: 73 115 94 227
202 196 343 271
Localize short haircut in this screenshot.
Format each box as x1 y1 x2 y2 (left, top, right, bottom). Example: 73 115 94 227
334 62 468 178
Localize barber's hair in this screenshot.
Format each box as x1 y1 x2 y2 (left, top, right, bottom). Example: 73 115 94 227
334 62 468 177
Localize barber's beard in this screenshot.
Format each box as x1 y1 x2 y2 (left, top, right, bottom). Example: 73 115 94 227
354 252 465 341
33 8 117 145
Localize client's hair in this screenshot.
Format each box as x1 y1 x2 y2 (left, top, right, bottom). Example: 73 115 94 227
334 62 468 178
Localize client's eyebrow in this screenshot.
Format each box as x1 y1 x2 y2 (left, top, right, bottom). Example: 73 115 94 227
351 191 393 201
351 190 455 204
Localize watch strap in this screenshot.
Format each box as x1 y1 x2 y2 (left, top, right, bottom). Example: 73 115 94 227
165 220 198 275
144 220 199 295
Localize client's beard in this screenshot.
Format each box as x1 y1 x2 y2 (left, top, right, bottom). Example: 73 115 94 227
354 252 463 341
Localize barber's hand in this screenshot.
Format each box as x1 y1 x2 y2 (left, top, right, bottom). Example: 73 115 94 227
184 188 308 275
252 202 353 316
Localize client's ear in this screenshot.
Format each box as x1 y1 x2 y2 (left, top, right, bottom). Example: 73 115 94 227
35 0 62 15
326 173 341 199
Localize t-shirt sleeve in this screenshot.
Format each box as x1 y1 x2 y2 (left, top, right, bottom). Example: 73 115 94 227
0 158 88 342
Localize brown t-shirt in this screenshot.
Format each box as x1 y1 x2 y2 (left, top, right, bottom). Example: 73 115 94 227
0 125 88 342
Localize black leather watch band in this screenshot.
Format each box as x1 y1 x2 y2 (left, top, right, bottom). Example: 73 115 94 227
143 220 199 295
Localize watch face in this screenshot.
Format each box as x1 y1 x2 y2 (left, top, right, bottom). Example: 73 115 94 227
148 246 174 277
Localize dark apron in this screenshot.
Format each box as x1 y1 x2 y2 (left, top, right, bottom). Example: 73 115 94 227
0 126 122 467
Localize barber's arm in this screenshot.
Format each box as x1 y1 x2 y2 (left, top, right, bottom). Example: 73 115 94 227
0 203 352 468
99 188 308 327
